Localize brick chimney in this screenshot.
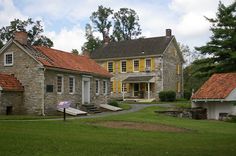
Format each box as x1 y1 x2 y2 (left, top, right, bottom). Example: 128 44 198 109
166 29 172 37
14 31 28 45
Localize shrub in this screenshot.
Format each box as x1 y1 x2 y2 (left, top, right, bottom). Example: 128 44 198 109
159 91 176 102
108 100 119 107
184 91 192 100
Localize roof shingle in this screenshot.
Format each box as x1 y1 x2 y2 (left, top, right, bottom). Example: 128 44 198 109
0 73 24 91
192 73 236 99
33 46 111 78
91 36 173 59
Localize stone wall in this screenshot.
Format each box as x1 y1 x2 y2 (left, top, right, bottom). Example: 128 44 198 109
44 69 110 114
163 41 183 98
0 43 44 114
0 91 23 115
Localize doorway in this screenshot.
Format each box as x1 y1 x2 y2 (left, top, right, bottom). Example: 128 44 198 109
133 83 139 97
6 106 13 115
82 77 90 104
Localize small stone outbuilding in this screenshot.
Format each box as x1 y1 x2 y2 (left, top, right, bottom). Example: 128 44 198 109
0 73 24 115
0 31 111 115
192 73 236 120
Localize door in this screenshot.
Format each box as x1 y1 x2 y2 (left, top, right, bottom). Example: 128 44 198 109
133 83 139 97
82 77 90 104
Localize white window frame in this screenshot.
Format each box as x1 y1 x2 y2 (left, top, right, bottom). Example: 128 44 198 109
4 52 14 66
69 76 75 94
103 80 107 95
95 79 100 95
57 75 64 94
133 59 139 72
121 83 127 93
120 60 127 73
107 61 114 73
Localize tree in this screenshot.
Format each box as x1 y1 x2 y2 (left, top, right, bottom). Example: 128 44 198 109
90 5 113 40
112 8 141 41
0 40 3 49
195 1 236 74
0 18 53 47
71 49 79 55
179 43 202 66
81 24 102 53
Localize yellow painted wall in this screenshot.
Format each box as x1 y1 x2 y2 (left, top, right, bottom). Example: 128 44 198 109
151 58 155 71
127 60 132 72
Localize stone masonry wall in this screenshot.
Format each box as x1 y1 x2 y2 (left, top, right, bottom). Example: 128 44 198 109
44 69 110 114
0 43 44 114
0 91 23 115
163 41 183 98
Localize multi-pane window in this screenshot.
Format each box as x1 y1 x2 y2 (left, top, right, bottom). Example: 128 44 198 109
108 62 113 73
103 80 107 95
69 77 75 94
121 60 127 73
122 83 127 93
133 60 139 72
146 59 151 69
4 52 13 66
57 76 63 93
95 79 99 95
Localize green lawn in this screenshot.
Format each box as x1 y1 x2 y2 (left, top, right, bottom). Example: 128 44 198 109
0 106 236 156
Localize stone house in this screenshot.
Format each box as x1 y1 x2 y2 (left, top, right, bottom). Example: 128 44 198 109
192 73 236 120
90 29 184 100
0 31 111 115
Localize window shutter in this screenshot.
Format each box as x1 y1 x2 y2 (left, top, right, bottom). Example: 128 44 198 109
139 59 145 71
117 61 120 73
126 84 130 92
151 58 155 71
113 80 116 93
117 81 121 93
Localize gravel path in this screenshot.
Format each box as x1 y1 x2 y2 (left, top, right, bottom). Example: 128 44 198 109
0 104 173 121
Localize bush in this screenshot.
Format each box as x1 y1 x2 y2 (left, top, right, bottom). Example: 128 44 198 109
159 91 176 102
108 100 119 107
184 91 192 100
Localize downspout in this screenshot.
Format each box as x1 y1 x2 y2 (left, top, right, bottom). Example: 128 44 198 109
41 68 46 116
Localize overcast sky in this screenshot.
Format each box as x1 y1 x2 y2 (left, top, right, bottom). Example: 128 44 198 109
0 0 234 52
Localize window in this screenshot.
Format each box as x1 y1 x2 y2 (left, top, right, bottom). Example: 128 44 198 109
69 77 75 94
57 75 63 93
121 60 127 73
107 62 113 73
122 83 127 93
133 59 139 72
95 79 100 95
103 80 107 95
46 85 53 92
146 59 151 71
4 52 13 66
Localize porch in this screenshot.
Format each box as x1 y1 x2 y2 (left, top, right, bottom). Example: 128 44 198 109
122 76 155 100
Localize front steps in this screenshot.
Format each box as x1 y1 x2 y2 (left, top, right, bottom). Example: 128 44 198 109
81 104 101 114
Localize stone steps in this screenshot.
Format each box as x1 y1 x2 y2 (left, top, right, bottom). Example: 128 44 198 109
81 104 101 114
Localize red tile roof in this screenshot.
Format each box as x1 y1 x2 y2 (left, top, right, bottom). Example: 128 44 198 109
192 73 236 99
33 46 111 78
0 73 24 91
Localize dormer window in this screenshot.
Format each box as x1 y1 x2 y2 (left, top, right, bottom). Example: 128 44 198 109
4 52 13 66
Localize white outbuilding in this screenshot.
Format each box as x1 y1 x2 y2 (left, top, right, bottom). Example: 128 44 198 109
191 73 236 120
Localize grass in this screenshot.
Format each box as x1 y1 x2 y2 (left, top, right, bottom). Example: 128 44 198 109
0 115 60 120
0 106 236 156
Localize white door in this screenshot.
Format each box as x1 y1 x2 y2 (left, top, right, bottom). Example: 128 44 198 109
82 77 90 104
